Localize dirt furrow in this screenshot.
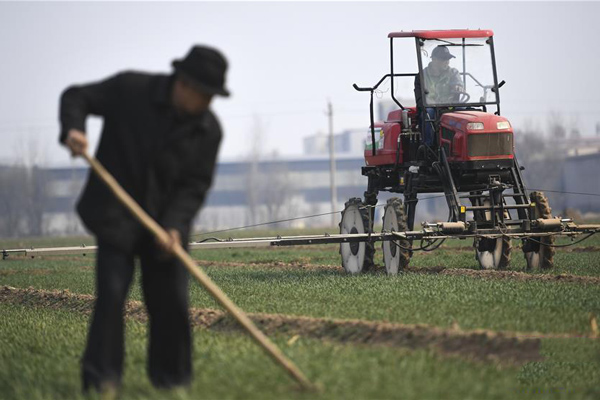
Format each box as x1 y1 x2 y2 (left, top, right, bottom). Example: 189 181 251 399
407 266 600 285
403 245 600 253
193 259 340 271
194 259 600 285
3 258 599 285
4 285 594 366
0 268 55 276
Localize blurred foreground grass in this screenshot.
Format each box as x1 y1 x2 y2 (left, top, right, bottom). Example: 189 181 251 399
1 230 599 398
1 303 599 400
2 262 598 335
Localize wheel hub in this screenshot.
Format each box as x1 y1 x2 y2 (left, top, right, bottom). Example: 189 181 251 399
349 227 360 255
389 230 397 257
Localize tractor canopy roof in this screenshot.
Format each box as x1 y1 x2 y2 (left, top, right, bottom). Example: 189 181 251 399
388 30 493 39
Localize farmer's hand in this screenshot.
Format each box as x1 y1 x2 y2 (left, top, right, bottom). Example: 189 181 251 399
65 129 88 157
156 228 181 256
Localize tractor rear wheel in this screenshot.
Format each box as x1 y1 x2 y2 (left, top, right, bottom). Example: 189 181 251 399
381 198 411 275
523 191 555 270
473 198 512 270
475 236 512 270
339 198 375 274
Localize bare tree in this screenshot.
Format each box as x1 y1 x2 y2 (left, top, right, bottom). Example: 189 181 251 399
242 118 300 229
514 123 546 166
515 113 569 212
0 166 28 237
568 115 582 140
261 156 296 227
548 111 567 141
245 115 265 225
0 134 49 237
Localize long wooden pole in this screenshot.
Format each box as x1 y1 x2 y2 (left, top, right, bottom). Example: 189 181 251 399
82 152 313 390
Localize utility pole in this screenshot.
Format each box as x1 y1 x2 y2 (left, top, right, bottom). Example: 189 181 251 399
327 100 337 227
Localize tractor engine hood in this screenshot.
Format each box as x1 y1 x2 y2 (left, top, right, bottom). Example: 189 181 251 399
440 111 514 161
441 111 512 134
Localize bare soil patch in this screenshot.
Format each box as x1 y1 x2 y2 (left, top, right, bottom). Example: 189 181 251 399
415 244 600 254
1 255 93 262
0 265 95 276
407 266 600 285
1 285 575 366
0 268 55 276
568 246 600 253
210 313 545 366
194 259 340 271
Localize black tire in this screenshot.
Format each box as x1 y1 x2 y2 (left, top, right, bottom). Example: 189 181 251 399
381 198 411 275
472 196 512 270
523 191 555 270
475 236 512 270
339 198 375 274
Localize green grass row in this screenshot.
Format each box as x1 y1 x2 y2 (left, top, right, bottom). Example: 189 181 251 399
2 227 599 273
1 303 599 400
1 255 599 335
10 229 600 276
5 238 598 276
190 240 600 277
1 232 599 399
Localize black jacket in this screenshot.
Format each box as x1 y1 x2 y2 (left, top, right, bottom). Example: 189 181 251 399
60 72 222 252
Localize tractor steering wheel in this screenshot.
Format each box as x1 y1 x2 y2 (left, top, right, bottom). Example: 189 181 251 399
457 91 470 103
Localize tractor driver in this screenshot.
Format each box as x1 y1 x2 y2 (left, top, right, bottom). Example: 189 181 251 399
414 45 464 146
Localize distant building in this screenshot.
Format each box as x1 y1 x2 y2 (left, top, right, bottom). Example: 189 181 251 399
302 129 365 157
4 122 600 237
562 148 600 213
23 157 372 235
6 154 450 237
517 137 600 215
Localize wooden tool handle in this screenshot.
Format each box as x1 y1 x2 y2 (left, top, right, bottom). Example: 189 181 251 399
82 152 314 390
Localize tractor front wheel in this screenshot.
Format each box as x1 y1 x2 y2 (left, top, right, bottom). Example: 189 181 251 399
339 198 375 274
381 198 411 275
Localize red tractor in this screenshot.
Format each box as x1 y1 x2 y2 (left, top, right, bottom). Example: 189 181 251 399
340 30 555 274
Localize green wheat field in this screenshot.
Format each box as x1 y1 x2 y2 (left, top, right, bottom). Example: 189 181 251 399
1 229 599 400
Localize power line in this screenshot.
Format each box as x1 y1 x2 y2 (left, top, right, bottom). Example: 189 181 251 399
192 187 600 238
529 188 600 197
192 194 448 238
191 209 346 237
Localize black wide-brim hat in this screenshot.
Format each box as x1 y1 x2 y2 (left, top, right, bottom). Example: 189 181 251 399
172 45 230 97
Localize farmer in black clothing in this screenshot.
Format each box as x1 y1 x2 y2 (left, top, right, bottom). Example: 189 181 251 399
59 45 229 395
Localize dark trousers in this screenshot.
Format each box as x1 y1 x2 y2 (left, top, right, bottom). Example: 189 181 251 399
82 238 191 391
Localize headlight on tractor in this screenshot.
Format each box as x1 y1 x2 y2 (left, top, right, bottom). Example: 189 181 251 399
496 121 511 130
467 122 484 130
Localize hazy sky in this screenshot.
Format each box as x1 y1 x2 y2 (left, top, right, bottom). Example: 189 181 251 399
1 1 599 166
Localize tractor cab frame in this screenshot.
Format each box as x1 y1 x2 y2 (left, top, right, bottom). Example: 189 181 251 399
407 30 502 113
